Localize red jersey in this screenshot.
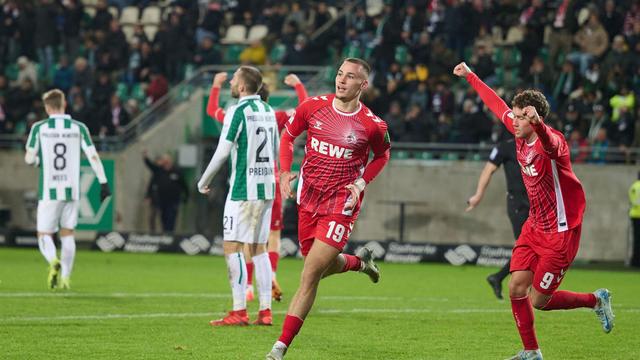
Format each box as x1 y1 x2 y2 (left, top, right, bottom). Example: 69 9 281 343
467 73 586 233
284 94 390 216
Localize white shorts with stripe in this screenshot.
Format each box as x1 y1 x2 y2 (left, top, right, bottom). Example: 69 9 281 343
37 200 79 233
223 197 273 244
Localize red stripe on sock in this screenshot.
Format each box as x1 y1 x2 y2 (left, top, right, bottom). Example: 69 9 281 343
246 262 254 286
542 291 597 310
278 315 304 346
510 296 539 350
341 254 361 273
268 251 279 273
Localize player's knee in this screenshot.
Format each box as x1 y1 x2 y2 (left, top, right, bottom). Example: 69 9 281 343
530 291 551 310
508 279 528 298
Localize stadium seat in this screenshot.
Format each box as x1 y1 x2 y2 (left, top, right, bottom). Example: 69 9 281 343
4 63 18 81
327 6 338 19
342 44 362 59
504 25 524 45
116 82 129 99
81 0 97 6
144 25 159 42
393 150 410 159
120 6 139 25
140 6 161 25
366 0 383 16
269 43 286 64
246 25 268 43
131 83 146 102
223 44 246 64
419 151 433 160
108 6 118 19
121 25 135 44
221 25 247 45
394 45 409 65
84 7 96 18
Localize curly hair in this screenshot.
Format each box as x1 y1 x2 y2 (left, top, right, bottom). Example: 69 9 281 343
512 90 550 119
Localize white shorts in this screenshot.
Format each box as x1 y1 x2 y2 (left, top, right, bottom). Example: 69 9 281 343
223 198 273 244
37 200 79 233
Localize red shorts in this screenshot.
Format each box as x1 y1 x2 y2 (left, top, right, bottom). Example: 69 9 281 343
510 219 582 295
297 209 356 257
270 180 283 231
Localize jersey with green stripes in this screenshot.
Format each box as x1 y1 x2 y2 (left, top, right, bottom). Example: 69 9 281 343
221 95 278 201
25 114 96 201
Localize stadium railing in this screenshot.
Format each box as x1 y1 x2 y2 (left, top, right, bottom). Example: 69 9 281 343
0 65 330 152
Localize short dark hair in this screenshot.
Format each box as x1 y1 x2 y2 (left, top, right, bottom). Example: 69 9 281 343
257 83 270 102
343 57 371 77
238 66 263 94
512 89 550 119
42 89 65 110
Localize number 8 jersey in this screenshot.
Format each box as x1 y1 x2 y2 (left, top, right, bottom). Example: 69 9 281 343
221 95 278 201
25 114 100 201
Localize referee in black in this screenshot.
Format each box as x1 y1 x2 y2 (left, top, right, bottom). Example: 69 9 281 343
465 135 529 299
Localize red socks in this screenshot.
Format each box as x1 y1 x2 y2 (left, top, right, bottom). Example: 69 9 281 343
269 251 279 273
542 291 597 310
341 254 362 272
510 296 539 350
246 262 254 286
278 315 304 346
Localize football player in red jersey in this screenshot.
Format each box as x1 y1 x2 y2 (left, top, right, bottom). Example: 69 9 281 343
454 62 614 360
266 58 391 359
207 72 309 303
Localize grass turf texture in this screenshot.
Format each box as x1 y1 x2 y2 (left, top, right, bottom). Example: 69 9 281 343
0 248 638 359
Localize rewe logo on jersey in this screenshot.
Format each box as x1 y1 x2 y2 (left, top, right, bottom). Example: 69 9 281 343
310 136 353 159
520 162 539 177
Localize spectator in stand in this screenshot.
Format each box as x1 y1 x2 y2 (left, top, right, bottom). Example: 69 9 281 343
61 0 84 59
100 94 130 137
393 103 429 143
587 104 610 143
53 55 74 95
527 56 554 94
7 78 37 126
164 12 189 82
456 98 492 144
72 57 94 97
601 0 624 41
93 0 113 32
12 56 38 89
69 93 92 130
469 42 495 84
91 72 115 110
553 61 578 108
610 84 636 122
33 0 57 78
239 40 267 65
569 129 589 163
568 12 610 75
0 95 11 134
590 128 609 164
147 68 168 104
105 19 130 71
194 36 221 67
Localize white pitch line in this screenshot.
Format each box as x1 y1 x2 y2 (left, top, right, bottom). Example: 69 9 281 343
0 292 451 302
2 308 638 323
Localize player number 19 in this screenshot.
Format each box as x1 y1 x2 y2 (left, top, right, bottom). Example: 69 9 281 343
326 221 345 243
539 272 554 289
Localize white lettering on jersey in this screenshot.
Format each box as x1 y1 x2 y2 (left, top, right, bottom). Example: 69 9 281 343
310 136 353 159
288 111 296 124
365 109 382 123
521 163 539 177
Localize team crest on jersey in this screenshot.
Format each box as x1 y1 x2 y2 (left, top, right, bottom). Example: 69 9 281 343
312 120 323 130
346 132 357 144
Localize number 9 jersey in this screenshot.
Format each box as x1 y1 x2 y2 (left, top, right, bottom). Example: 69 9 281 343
25 115 103 201
220 94 279 201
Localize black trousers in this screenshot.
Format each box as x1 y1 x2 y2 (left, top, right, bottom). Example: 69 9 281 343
493 194 529 280
632 219 640 267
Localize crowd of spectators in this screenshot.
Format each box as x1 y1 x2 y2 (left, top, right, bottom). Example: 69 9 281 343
0 0 638 163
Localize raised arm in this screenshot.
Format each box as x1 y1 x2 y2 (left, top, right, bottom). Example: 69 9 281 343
453 62 515 134
284 74 309 103
279 101 310 199
206 72 228 123
523 106 563 159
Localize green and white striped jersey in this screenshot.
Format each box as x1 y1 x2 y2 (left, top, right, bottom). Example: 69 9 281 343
25 114 97 201
221 95 278 201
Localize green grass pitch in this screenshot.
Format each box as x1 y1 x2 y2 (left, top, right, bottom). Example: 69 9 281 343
0 248 638 359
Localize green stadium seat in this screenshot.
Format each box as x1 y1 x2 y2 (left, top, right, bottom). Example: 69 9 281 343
4 63 19 81
394 45 409 65
269 44 286 64
116 82 129 99
223 45 245 64
393 150 409 159
419 151 433 160
342 44 362 59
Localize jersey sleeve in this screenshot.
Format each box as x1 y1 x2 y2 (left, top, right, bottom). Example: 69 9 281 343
294 83 309 103
220 105 244 143
465 72 514 134
275 110 290 132
284 100 310 137
362 119 391 184
532 122 566 159
488 144 504 167
206 86 226 123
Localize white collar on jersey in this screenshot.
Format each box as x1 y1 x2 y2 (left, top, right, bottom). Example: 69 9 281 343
238 94 261 103
332 98 362 116
49 114 71 119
